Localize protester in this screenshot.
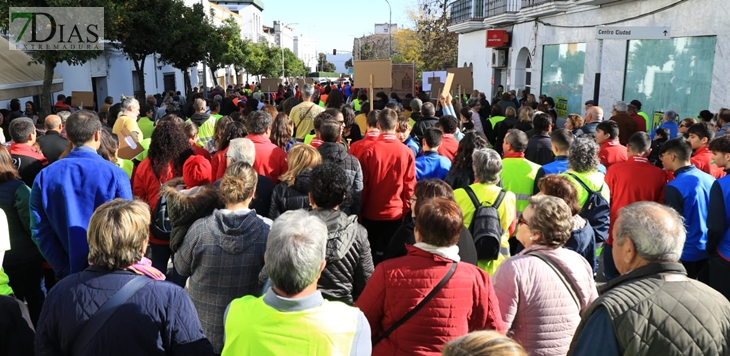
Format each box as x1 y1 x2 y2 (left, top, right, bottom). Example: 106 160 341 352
397 115 421 157
443 331 527 356
356 197 505 355
211 121 247 181
570 202 730 356
501 129 540 215
595 120 628 168
35 199 215 355
416 127 452 180
438 114 460 161
221 210 371 356
269 144 321 219
111 95 143 140
31 110 132 278
533 129 573 193
708 135 730 299
485 104 505 145
525 112 555 165
290 84 325 139
493 195 597 355
581 106 603 136
176 162 269 353
608 101 637 146
444 131 490 190
688 122 726 178
245 110 288 183
678 117 697 138
349 110 380 159
270 112 296 153
9 117 48 186
308 163 373 304
494 107 521 155
651 110 679 139
36 115 68 163
565 113 585 136
412 102 439 142
317 119 363 215
225 137 274 218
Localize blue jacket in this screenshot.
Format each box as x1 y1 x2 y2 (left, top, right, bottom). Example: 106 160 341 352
564 218 597 273
415 151 451 181
35 267 215 356
707 171 730 259
30 147 132 278
665 165 715 261
534 156 607 193
651 121 679 140
404 136 420 158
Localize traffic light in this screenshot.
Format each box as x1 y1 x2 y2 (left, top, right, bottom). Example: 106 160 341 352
333 49 337 55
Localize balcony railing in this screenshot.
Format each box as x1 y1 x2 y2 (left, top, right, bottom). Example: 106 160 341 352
485 0 521 17
522 0 565 7
450 0 475 25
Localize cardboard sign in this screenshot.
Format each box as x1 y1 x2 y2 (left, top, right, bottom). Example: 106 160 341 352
446 67 473 93
390 63 415 99
297 79 305 88
429 76 445 100
260 78 281 93
306 78 314 85
421 71 447 92
354 60 392 88
71 91 94 108
116 127 144 160
442 73 455 97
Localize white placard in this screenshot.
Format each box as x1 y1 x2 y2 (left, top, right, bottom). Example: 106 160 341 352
421 71 447 92
596 26 671 40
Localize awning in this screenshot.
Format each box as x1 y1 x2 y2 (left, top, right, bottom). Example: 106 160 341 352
0 36 63 101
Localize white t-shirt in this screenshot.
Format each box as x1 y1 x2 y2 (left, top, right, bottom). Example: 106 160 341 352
0 209 9 267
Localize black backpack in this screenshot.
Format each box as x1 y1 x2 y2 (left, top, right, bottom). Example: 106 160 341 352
464 186 506 261
567 173 610 243
150 194 172 241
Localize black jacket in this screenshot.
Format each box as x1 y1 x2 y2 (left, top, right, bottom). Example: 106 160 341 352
494 116 519 155
269 168 313 219
310 209 374 305
525 133 555 166
36 131 69 164
383 216 478 265
0 179 40 267
411 116 439 142
0 296 34 356
444 167 475 191
317 143 363 216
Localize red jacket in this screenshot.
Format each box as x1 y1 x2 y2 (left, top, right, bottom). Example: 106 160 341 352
691 146 726 179
211 147 228 181
598 140 627 169
349 131 380 160
438 133 458 162
359 133 416 221
189 141 211 161
132 158 175 245
356 246 505 355
605 155 666 243
248 134 288 184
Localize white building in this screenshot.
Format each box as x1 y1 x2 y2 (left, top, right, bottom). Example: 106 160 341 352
273 21 295 52
212 0 264 43
448 0 728 125
294 35 317 72
374 23 398 35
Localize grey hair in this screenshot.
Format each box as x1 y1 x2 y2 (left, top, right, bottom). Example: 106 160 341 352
664 110 678 122
422 102 436 116
57 111 71 125
472 148 502 184
246 110 273 135
120 95 138 112
568 136 600 172
614 202 686 262
302 84 315 98
527 195 573 247
227 138 255 166
613 100 628 112
265 210 328 295
9 117 35 143
505 129 528 152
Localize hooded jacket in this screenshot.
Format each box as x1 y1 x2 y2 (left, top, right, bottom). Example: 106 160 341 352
190 112 210 127
175 209 270 353
269 168 313 219
317 142 363 215
411 116 439 143
160 178 222 252
310 209 374 305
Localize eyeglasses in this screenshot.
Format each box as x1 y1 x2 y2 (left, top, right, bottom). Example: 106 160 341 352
518 215 530 227
678 124 687 128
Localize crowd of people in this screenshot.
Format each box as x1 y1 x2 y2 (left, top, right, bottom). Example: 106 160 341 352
1 80 730 356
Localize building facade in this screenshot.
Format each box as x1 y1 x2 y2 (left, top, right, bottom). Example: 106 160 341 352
448 0 726 125
294 35 318 72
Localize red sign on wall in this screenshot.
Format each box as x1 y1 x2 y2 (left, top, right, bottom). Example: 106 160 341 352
486 30 510 48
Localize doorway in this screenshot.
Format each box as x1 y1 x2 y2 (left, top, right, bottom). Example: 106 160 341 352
163 73 176 93
514 47 532 94
92 76 108 112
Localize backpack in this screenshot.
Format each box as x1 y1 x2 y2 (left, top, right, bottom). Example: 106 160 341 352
464 186 506 261
150 194 172 241
567 173 610 243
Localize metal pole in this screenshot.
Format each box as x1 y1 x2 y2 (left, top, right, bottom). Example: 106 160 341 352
201 0 208 98
282 45 285 80
385 0 392 58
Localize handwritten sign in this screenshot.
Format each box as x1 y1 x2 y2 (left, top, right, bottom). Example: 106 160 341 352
555 96 568 119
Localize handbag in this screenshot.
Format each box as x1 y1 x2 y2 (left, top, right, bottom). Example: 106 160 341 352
527 251 582 308
71 276 152 355
373 261 458 346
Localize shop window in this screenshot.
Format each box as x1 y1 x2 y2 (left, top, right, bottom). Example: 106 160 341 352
541 43 586 119
623 36 716 129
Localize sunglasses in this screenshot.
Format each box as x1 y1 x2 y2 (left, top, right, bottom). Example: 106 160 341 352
518 215 530 227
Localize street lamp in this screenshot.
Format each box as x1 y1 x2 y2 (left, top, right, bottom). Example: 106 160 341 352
281 22 298 81
384 0 392 59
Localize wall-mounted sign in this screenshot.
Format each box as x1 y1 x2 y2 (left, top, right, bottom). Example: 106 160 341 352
486 30 510 48
596 26 671 40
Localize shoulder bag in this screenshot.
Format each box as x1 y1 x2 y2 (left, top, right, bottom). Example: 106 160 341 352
527 251 581 309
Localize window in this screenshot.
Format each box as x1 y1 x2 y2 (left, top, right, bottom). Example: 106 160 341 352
623 36 716 127
541 43 586 119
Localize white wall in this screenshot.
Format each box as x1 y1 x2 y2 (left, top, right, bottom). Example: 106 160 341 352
295 36 317 72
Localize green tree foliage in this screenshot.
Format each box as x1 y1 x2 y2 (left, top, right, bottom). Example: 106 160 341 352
317 53 336 72
206 17 245 85
242 41 274 78
412 0 457 70
345 58 353 68
159 3 210 93
282 48 307 78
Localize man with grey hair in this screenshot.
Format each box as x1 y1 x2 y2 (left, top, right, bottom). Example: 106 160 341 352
225 137 274 218
221 210 371 355
454 147 516 271
569 202 730 356
582 105 604 136
412 101 438 142
651 109 680 140
111 95 142 139
9 117 48 186
36 114 68 163
246 110 288 184
291 84 325 140
609 100 636 146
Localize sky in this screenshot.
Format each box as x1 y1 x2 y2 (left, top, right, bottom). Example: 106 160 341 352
262 0 414 56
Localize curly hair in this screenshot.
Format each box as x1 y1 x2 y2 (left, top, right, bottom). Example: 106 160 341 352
211 116 233 151
452 131 489 170
309 162 349 209
527 195 573 247
148 120 194 178
568 136 600 173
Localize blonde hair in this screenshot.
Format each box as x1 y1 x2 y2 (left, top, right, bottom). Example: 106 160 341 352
87 199 150 270
442 331 526 356
220 162 258 205
567 113 584 129
519 107 534 123
279 144 321 186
